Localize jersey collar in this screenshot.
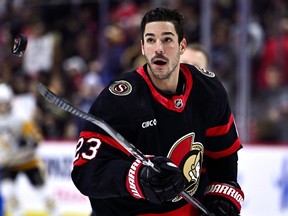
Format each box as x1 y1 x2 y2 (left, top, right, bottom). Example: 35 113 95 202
136 64 193 112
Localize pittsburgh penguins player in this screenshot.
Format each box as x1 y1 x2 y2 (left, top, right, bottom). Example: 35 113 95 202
72 7 244 216
0 83 58 216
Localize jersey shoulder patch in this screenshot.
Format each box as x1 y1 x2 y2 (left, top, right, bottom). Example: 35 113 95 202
195 65 215 78
109 80 132 96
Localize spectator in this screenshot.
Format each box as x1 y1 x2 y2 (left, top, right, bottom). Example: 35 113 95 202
0 0 286 144
100 24 128 85
253 64 288 142
36 73 72 139
256 16 288 90
74 59 105 135
22 17 62 79
210 19 236 97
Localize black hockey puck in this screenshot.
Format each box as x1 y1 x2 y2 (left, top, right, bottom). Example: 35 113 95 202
12 34 28 57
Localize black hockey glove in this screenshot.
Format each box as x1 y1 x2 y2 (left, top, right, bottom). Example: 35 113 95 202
126 156 187 204
202 182 244 216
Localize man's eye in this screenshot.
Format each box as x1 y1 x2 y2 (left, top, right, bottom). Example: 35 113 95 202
146 38 155 43
163 37 172 43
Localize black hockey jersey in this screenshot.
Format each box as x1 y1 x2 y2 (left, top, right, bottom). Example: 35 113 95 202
71 63 242 216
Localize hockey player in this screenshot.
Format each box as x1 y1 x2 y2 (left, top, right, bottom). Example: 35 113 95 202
180 43 209 69
0 83 57 216
72 8 244 216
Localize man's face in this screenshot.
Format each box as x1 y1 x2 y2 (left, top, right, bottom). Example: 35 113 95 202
141 21 186 81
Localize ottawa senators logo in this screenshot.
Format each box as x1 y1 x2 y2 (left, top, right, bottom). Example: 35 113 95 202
109 80 132 96
167 132 204 202
195 65 215 78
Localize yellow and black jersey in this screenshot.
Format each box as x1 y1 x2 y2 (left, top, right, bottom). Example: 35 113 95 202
0 110 42 169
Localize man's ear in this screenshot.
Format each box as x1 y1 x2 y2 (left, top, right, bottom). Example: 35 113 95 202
141 40 145 55
180 38 187 54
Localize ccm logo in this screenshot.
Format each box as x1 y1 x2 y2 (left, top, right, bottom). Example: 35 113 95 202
142 119 157 128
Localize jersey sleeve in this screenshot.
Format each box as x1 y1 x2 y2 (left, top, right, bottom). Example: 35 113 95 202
71 76 142 199
71 131 133 198
197 70 242 183
203 75 242 159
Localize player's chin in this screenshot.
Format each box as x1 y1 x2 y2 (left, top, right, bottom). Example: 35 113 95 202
152 65 167 74
152 72 169 80
150 64 169 79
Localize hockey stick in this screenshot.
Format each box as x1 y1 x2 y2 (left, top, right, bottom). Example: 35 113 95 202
36 83 214 216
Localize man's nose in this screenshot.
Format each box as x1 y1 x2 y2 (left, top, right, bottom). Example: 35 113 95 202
155 40 164 53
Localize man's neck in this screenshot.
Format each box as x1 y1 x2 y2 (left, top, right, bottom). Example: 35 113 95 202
146 66 180 94
144 65 185 96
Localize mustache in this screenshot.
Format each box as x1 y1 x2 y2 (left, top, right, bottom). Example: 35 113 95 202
152 54 168 61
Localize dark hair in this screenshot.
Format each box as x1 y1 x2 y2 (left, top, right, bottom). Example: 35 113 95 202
140 8 185 43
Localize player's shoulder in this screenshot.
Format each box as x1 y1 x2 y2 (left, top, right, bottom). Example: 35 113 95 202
182 63 227 97
89 70 148 118
107 72 141 97
101 70 146 99
181 63 217 82
183 63 216 79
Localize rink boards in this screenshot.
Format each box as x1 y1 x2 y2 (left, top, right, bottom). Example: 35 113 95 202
6 141 288 216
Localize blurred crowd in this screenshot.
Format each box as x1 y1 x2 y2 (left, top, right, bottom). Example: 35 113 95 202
1 0 288 143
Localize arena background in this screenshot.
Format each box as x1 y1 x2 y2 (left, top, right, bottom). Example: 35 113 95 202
1 0 288 215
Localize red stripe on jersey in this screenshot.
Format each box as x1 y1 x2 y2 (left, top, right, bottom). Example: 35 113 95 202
204 138 241 159
137 203 199 216
79 131 131 156
206 114 234 136
136 64 193 112
73 158 87 166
